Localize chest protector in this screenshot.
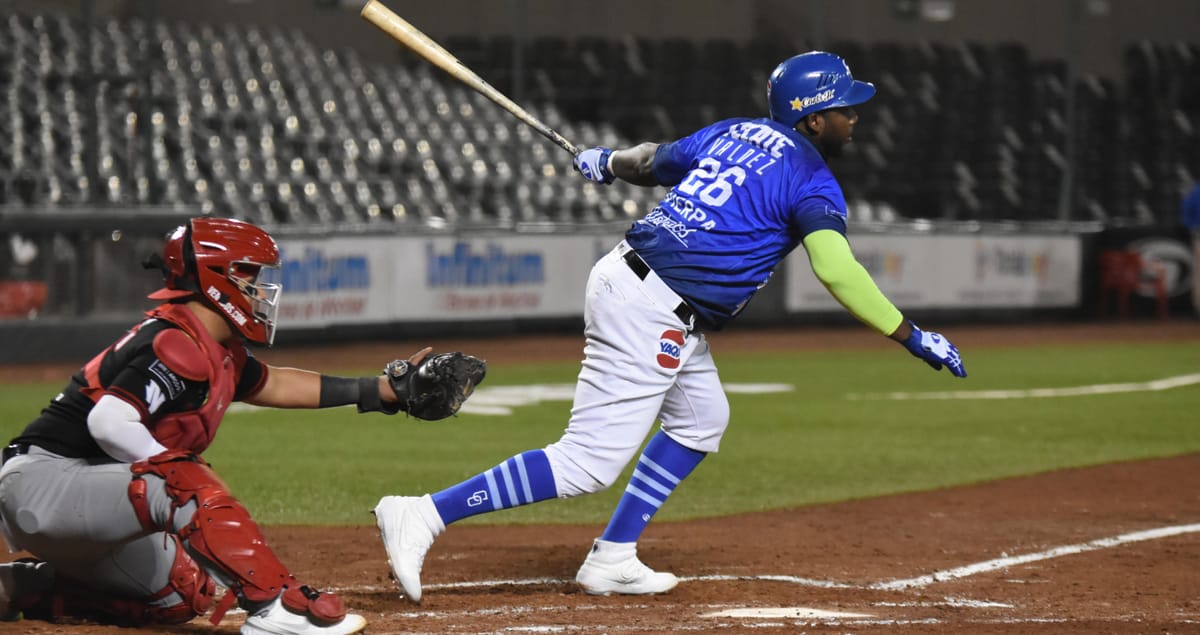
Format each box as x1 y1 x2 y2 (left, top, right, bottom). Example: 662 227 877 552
80 304 244 454
147 304 244 453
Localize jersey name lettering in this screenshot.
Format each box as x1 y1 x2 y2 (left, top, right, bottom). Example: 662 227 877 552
725 122 795 158
113 321 152 351
705 139 778 175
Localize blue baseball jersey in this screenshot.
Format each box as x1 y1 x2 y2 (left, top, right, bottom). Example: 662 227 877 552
625 117 850 330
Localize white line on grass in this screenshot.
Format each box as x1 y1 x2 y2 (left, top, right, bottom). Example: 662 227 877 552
226 383 793 416
458 383 792 415
848 372 1200 401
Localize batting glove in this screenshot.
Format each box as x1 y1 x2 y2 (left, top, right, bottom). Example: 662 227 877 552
573 147 614 184
901 321 966 378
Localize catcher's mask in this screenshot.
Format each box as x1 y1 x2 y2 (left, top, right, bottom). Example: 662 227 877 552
145 217 282 346
767 51 875 128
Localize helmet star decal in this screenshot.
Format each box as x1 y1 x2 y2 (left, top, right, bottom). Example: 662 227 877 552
790 97 804 111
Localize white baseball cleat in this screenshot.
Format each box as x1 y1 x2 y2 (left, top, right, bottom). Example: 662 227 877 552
575 538 679 595
240 595 366 635
373 494 445 603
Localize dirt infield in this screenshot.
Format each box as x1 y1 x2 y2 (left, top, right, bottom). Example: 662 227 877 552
1 320 1198 634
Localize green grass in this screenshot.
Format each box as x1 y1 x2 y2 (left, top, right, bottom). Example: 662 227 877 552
2 340 1197 526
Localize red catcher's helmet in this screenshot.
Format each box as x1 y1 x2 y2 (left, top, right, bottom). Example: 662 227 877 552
148 217 282 345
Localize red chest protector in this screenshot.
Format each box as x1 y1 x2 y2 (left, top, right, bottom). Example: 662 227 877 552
145 304 242 453
81 304 244 454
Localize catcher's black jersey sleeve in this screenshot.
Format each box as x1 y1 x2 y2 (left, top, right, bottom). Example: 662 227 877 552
11 318 265 459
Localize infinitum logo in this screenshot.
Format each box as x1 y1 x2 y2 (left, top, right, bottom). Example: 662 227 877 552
426 242 544 287
271 247 370 292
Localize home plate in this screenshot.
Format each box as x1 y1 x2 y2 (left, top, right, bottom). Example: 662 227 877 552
703 607 872 619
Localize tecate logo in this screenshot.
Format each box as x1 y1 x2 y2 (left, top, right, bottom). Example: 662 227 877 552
795 89 835 110
656 329 685 369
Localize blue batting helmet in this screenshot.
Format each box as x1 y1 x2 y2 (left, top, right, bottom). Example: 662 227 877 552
767 51 876 128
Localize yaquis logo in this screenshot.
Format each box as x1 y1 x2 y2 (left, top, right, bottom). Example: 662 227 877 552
656 329 685 369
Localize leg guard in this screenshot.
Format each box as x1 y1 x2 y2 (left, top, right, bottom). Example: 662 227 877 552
127 450 346 625
139 534 217 624
90 535 215 625
129 450 291 603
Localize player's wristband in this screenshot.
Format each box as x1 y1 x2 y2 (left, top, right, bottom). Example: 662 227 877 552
318 375 384 412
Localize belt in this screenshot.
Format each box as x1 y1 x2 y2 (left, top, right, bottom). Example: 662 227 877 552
620 247 696 328
2 443 30 465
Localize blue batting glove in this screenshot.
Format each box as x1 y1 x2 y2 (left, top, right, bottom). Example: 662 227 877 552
901 321 966 378
573 147 614 184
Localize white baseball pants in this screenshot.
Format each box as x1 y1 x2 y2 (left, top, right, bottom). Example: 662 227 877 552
545 242 730 497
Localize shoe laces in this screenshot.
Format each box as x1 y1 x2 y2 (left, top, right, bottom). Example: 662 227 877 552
396 504 435 558
614 555 657 582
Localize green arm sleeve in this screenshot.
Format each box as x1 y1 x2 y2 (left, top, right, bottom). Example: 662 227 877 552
801 229 904 336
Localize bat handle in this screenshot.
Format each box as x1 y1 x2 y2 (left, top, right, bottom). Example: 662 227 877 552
552 134 581 157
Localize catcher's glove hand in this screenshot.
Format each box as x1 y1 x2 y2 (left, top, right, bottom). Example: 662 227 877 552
383 352 487 420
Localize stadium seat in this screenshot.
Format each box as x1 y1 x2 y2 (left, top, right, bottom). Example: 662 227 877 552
1098 249 1168 321
2 8 1198 228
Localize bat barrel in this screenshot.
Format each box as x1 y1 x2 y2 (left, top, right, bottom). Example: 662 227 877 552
361 0 579 156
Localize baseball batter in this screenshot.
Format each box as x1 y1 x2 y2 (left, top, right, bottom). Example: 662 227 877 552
0 218 479 634
374 51 966 602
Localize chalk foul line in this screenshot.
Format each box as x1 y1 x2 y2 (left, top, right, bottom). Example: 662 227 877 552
227 383 794 417
849 372 1200 401
329 522 1200 598
870 522 1200 590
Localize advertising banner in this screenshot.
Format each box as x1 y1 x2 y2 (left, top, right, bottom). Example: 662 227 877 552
784 234 1081 311
270 231 1082 328
271 234 621 327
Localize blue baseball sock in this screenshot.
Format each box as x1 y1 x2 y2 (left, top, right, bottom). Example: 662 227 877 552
600 430 706 543
431 449 558 524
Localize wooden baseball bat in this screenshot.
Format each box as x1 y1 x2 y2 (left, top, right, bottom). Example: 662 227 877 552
360 0 581 156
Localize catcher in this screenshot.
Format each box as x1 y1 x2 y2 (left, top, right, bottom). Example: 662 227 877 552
0 217 485 634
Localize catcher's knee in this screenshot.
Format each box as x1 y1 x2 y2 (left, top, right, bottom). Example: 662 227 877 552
127 449 214 533
139 534 217 624
128 450 293 603
20 537 215 626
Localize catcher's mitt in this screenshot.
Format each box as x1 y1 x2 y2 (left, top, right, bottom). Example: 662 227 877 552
383 352 487 420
